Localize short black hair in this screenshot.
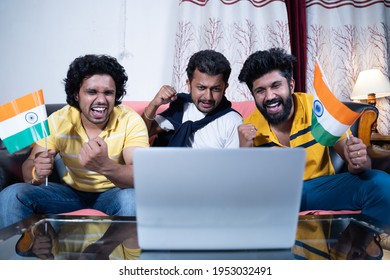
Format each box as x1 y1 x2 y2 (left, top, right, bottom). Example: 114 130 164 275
64 54 128 108
186 50 231 84
238 48 296 92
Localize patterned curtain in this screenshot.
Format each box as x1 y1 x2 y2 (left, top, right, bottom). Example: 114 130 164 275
173 0 291 101
306 0 390 134
173 0 390 133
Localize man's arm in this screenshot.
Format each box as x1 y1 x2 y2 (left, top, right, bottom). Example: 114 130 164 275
333 134 371 174
238 123 257 147
78 137 139 188
22 145 56 185
142 85 177 136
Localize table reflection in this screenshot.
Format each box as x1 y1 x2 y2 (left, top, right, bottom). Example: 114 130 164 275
293 218 383 260
11 215 386 260
15 218 140 260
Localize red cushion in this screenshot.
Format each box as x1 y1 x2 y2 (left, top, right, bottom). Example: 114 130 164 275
59 209 108 216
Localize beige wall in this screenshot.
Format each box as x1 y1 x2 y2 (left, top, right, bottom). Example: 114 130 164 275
0 0 177 104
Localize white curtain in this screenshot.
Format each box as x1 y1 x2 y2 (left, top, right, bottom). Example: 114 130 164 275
173 0 290 101
306 0 390 134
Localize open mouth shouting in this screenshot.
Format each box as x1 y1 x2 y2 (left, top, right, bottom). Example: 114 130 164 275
264 98 283 115
91 105 108 119
198 100 216 113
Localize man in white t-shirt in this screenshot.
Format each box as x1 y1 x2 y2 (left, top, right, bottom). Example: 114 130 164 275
142 50 242 148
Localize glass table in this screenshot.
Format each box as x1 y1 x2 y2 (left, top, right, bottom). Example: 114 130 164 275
0 213 388 260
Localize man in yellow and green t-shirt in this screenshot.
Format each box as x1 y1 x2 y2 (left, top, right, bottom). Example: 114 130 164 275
237 48 390 226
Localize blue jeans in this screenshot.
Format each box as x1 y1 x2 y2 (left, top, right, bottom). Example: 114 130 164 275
0 182 136 229
301 170 390 225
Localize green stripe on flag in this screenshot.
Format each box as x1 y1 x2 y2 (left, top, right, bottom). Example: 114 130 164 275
311 114 340 146
2 120 50 154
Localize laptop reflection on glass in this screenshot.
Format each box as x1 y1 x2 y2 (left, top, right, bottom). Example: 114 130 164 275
133 147 305 252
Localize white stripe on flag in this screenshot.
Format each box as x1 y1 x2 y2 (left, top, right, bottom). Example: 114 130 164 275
0 104 47 139
312 94 350 137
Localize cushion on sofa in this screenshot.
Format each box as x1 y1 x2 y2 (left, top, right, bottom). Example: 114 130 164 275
121 100 256 119
59 209 108 216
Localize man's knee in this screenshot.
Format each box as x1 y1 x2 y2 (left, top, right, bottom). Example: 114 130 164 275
362 170 390 212
118 188 136 207
363 170 390 194
0 183 32 228
0 183 30 202
110 188 136 216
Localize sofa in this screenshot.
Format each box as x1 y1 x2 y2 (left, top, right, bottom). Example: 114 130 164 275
0 101 255 190
0 100 387 217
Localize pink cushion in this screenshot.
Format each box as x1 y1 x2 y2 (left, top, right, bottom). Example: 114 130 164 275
122 101 168 116
231 101 256 118
122 100 256 119
59 209 108 216
299 210 361 215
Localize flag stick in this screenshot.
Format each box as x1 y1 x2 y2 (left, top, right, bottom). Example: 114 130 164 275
346 131 350 140
45 138 48 186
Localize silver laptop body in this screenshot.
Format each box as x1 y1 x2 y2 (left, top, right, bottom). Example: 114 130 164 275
133 147 306 250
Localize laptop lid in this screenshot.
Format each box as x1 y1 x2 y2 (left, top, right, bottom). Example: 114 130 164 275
133 147 306 250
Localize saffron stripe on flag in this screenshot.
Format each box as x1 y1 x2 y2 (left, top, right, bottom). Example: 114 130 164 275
1 120 50 154
0 89 45 122
313 63 360 126
0 104 48 139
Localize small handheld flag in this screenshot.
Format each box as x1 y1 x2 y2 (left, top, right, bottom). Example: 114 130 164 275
0 90 50 154
311 60 362 146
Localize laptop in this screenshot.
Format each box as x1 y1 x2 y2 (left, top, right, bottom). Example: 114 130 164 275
133 147 306 251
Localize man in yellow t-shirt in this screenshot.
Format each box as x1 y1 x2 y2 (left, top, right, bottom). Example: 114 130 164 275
0 55 149 228
237 48 390 226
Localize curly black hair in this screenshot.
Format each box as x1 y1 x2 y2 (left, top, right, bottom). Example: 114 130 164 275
186 50 231 84
64 54 128 108
238 48 296 93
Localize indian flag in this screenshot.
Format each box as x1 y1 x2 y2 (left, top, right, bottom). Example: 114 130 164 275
0 90 50 154
312 60 361 146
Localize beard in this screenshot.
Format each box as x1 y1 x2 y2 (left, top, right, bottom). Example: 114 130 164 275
256 91 293 125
